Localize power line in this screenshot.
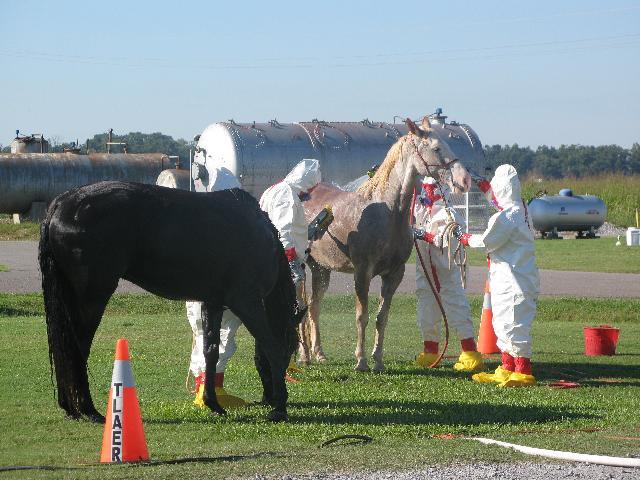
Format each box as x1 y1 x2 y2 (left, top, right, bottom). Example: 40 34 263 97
0 33 638 70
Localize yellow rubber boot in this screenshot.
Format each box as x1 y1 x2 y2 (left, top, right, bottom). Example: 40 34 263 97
499 372 536 388
214 387 248 408
194 384 205 409
416 352 439 369
472 366 513 384
287 359 304 375
193 372 206 408
453 351 485 372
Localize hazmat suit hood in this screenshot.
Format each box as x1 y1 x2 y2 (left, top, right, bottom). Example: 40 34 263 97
284 159 321 193
209 166 241 191
490 164 521 210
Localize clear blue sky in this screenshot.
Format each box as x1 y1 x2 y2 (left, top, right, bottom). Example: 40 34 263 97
2 0 639 148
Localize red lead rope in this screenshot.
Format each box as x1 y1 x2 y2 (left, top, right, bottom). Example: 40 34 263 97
411 187 449 368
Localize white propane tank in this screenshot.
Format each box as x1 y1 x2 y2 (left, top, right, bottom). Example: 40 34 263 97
156 168 191 190
190 112 485 197
528 189 607 239
627 227 640 246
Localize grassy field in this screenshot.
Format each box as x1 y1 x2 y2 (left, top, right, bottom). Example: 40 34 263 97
1 293 639 479
408 238 640 273
521 174 640 228
0 215 40 241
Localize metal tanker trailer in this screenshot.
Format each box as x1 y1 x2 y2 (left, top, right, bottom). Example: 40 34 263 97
0 153 181 219
528 189 607 239
190 110 485 197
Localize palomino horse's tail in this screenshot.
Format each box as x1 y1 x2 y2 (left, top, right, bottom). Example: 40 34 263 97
264 246 303 356
39 199 83 418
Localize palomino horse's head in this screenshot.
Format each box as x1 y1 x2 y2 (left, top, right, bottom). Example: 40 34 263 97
406 117 472 194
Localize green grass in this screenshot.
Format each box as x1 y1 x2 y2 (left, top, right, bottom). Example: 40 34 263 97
521 174 640 228
0 264 7 272
1 293 639 478
408 238 640 273
0 214 40 241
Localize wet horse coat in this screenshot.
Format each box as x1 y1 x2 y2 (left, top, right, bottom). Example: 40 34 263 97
302 118 471 371
40 181 301 422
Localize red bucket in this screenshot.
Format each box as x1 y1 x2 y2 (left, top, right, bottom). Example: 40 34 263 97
583 325 620 356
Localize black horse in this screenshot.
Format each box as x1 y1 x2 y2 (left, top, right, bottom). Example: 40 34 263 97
39 181 302 423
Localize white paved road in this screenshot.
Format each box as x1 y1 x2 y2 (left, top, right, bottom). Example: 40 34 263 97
1 241 638 298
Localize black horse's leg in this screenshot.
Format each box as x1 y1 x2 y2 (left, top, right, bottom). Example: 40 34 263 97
230 297 289 422
75 286 117 423
201 302 225 415
254 341 273 405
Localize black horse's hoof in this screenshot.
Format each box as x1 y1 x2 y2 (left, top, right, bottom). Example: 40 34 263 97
267 409 288 422
86 412 106 424
207 405 227 416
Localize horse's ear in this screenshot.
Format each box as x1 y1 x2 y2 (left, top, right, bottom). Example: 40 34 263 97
405 118 422 136
421 116 432 134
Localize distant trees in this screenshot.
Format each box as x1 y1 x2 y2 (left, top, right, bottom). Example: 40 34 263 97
4 130 638 179
56 131 192 161
484 143 639 178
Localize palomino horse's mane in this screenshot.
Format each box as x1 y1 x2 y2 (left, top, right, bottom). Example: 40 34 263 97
357 135 411 199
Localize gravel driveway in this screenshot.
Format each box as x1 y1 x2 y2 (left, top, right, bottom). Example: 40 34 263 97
255 461 639 479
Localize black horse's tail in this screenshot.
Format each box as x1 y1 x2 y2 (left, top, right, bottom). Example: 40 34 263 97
264 246 303 356
39 201 81 417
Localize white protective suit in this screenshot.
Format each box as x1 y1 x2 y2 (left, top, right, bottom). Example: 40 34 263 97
415 178 475 344
259 159 321 262
466 164 539 358
187 166 243 377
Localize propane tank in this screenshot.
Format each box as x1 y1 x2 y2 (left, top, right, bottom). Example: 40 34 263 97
189 112 485 197
156 168 191 191
528 189 607 239
0 153 181 215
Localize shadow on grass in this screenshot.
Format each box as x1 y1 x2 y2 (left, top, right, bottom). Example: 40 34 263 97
144 399 591 427
392 360 640 384
534 361 640 385
0 305 42 317
287 399 590 426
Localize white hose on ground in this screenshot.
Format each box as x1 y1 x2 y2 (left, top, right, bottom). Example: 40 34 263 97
469 437 640 468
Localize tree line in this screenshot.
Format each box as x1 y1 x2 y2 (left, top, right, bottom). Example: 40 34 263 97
484 143 639 178
3 131 639 179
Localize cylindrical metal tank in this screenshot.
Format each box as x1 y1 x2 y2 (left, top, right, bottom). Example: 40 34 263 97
11 134 49 153
192 113 485 196
0 153 181 213
156 168 192 191
528 191 607 235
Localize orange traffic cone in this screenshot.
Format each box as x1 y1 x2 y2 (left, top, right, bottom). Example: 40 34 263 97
100 339 149 463
477 278 500 354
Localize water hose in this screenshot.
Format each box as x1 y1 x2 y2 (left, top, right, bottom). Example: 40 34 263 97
440 220 468 288
469 437 640 468
411 187 449 368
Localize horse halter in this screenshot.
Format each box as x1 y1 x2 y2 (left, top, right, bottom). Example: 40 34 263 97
409 134 459 179
409 133 463 222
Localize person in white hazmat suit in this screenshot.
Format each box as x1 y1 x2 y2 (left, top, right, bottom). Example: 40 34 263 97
259 159 321 371
453 164 539 387
188 166 248 408
412 177 484 372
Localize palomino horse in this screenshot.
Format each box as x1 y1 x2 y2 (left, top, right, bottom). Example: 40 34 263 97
40 182 302 422
302 117 471 372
